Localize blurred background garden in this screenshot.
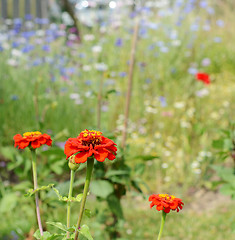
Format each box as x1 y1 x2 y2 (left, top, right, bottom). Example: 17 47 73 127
0 0 235 239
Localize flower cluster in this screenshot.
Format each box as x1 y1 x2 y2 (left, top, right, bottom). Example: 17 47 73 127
64 129 117 163
13 131 52 149
149 194 184 213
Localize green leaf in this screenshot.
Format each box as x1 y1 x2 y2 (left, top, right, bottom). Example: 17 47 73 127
0 193 18 213
131 179 143 193
12 181 31 191
25 184 54 197
33 229 42 239
52 187 83 202
224 139 233 150
135 155 159 161
47 234 65 240
90 180 114 198
104 89 117 99
52 186 64 200
46 221 67 232
108 176 129 185
79 224 93 240
41 148 65 156
75 193 83 202
107 194 124 219
231 220 235 233
0 146 17 161
134 163 145 175
220 184 235 196
212 139 224 149
211 166 235 183
106 170 130 177
33 230 52 240
84 209 92 218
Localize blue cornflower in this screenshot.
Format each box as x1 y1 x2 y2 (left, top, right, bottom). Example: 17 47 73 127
11 95 19 101
119 72 127 77
199 1 207 8
214 37 222 43
12 42 20 48
159 96 167 107
115 38 123 47
216 19 224 27
190 24 199 31
188 67 198 75
207 7 215 15
24 14 32 20
85 80 92 86
42 45 50 52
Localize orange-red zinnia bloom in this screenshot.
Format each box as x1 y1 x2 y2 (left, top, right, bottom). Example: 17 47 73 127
196 72 210 85
64 129 117 163
149 194 184 213
14 131 52 149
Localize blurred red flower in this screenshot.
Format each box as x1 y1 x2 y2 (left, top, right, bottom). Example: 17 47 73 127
64 129 117 163
14 131 52 149
149 194 184 213
196 72 210 85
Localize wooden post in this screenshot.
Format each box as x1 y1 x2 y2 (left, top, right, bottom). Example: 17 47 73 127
36 0 42 18
1 0 8 19
41 0 48 19
25 0 31 16
13 0 19 18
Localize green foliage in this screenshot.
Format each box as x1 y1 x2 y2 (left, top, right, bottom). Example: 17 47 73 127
0 192 18 213
52 186 83 202
211 165 235 199
211 123 235 198
1 1 235 239
212 123 235 157
90 180 114 198
25 184 55 197
33 223 93 240
107 194 124 219
79 225 94 240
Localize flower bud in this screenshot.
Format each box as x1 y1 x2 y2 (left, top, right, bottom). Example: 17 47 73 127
68 155 80 171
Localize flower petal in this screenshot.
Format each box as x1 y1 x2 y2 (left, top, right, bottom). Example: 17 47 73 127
74 151 89 163
94 149 109 162
31 140 41 149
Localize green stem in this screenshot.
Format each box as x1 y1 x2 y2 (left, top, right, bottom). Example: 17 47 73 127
67 169 75 238
157 211 167 240
31 149 44 236
74 157 94 240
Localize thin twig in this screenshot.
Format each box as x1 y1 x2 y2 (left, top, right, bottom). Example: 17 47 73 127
97 75 104 129
121 18 140 149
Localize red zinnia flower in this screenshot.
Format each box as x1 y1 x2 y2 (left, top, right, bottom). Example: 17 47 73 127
13 131 52 149
64 129 117 164
196 72 210 85
149 194 184 213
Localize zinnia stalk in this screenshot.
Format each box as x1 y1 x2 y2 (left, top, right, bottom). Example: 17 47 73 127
65 130 117 240
13 131 52 236
149 194 184 240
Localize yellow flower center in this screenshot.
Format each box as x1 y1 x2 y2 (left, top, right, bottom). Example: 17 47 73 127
80 130 102 146
81 130 102 138
23 131 42 137
159 194 175 200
